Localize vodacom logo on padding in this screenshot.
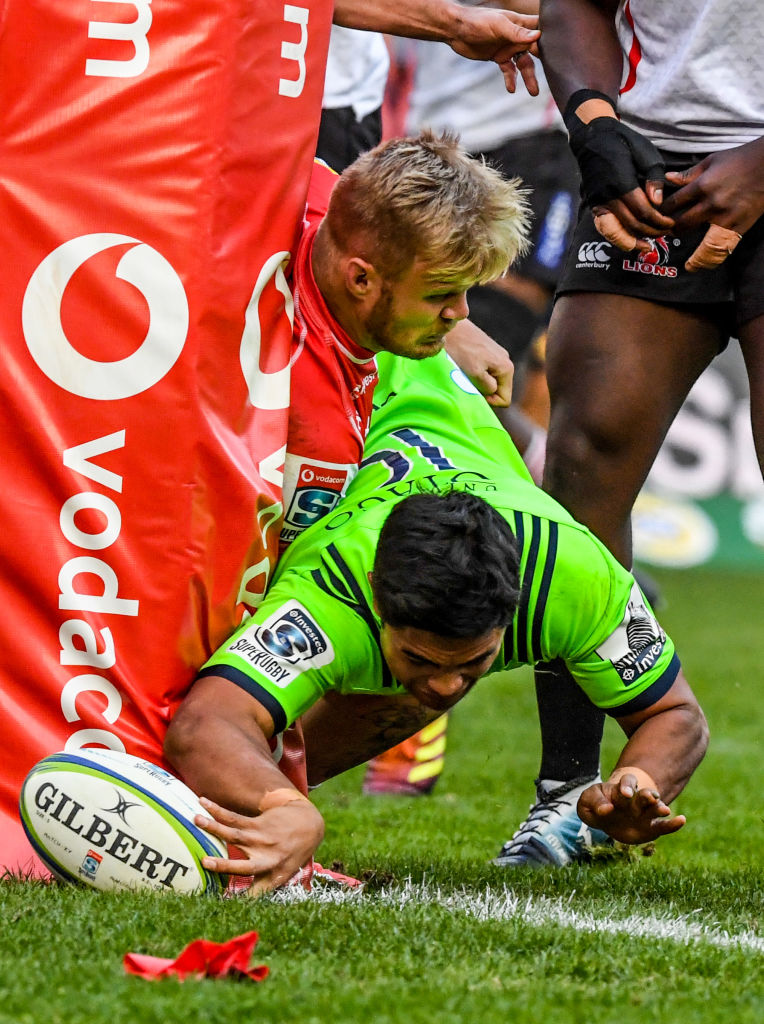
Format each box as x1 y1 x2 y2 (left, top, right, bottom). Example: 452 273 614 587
22 233 189 400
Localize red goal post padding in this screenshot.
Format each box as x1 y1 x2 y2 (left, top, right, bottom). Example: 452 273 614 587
0 0 332 872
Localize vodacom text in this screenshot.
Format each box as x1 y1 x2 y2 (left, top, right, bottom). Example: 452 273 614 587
58 431 134 753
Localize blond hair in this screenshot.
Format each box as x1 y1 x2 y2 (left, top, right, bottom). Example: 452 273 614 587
323 129 531 283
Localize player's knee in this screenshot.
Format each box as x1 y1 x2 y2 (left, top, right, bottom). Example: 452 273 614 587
544 421 604 492
542 420 637 540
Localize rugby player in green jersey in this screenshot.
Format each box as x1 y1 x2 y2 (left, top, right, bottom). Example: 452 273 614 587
165 351 708 894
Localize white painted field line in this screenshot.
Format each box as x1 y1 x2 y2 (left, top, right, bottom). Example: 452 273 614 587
271 878 764 953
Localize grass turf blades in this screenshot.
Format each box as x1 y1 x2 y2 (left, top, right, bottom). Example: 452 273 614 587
0 568 761 1023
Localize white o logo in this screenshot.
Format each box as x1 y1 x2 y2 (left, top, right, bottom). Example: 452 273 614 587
240 250 293 412
22 233 189 400
302 468 315 482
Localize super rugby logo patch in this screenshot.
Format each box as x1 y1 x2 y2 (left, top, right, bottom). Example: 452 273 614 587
280 454 357 545
226 601 334 686
596 582 667 686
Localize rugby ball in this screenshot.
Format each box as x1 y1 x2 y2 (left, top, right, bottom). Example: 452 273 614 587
19 748 228 894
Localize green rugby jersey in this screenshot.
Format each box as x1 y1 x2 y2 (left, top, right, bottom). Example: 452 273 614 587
200 351 679 732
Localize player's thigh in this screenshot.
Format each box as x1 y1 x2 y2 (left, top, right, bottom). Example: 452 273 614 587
543 293 724 548
303 690 439 786
738 312 764 472
733 214 764 471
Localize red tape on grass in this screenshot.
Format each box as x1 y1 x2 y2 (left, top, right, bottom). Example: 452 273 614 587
124 930 268 982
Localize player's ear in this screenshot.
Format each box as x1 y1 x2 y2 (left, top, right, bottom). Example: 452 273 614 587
345 257 381 301
368 571 380 615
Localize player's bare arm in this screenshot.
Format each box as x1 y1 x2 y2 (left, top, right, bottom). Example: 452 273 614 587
164 675 325 893
662 137 764 271
333 0 541 94
577 670 708 845
541 0 672 247
444 319 515 407
303 691 440 787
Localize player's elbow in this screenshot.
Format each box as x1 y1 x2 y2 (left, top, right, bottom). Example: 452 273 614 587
163 700 201 774
693 702 710 764
682 692 710 760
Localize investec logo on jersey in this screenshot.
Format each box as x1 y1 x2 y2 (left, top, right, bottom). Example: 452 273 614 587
595 581 667 685
227 601 334 687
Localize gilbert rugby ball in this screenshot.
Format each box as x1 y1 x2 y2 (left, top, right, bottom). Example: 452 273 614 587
19 748 227 894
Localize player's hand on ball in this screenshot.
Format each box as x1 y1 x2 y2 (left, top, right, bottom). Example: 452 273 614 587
195 796 325 894
577 776 686 845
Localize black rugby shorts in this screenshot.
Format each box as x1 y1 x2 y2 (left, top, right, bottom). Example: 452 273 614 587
556 150 764 335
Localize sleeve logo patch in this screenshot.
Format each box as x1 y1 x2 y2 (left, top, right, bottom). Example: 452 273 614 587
226 601 335 687
281 454 358 544
596 582 667 686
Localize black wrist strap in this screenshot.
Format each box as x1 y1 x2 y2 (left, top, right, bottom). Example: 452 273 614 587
563 88 618 126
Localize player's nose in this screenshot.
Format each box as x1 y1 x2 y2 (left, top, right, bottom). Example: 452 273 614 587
441 292 469 324
427 670 466 698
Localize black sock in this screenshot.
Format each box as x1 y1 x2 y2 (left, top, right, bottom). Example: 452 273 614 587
534 658 605 782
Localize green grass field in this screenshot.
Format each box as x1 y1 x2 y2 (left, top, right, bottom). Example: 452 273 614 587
1 568 761 1024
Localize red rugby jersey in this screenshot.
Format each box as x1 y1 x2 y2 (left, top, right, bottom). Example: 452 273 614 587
281 161 378 548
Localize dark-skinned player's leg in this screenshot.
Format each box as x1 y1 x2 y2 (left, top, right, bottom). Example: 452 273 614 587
495 293 726 867
543 294 726 562
738 313 764 475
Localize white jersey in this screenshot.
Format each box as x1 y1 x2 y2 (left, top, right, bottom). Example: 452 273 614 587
616 0 764 153
407 40 562 152
322 27 390 120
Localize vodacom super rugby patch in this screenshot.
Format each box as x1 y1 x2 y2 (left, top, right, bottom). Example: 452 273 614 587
281 455 358 546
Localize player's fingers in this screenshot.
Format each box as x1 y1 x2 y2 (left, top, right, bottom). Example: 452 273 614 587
589 208 655 252
499 12 540 30
201 854 252 875
496 57 518 93
245 858 311 895
633 787 666 813
490 357 514 405
197 796 248 827
473 369 511 406
578 786 614 822
685 223 743 272
515 53 539 97
609 773 640 799
195 814 250 850
468 370 496 398
645 176 665 207
245 880 272 897
593 208 641 251
659 165 700 214
487 381 512 407
614 192 675 234
664 165 703 190
649 814 686 837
